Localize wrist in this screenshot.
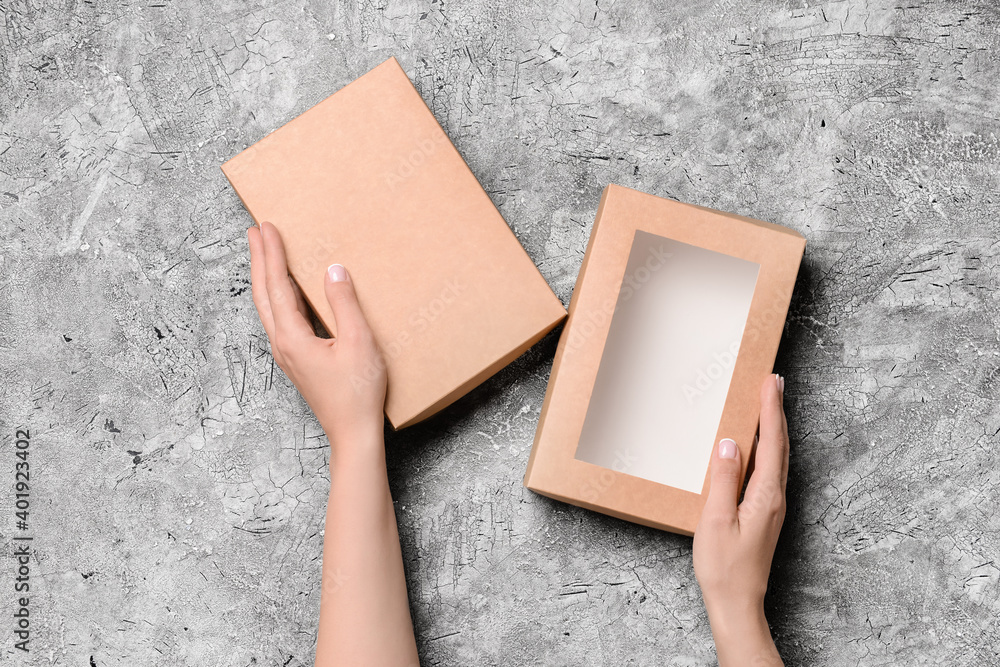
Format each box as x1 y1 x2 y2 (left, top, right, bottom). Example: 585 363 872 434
705 599 781 666
705 598 767 636
321 418 386 470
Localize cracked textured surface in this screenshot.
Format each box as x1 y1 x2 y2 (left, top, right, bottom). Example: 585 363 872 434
2 0 999 665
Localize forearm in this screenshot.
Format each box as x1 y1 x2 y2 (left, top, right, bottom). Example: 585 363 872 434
314 429 419 667
706 601 782 667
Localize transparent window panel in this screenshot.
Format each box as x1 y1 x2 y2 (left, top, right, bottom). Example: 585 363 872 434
574 230 761 493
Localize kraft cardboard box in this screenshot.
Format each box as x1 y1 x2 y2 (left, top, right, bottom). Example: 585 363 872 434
524 184 805 535
222 57 566 429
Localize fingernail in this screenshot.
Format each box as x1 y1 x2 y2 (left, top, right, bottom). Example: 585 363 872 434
777 374 785 393
718 438 737 459
327 264 348 282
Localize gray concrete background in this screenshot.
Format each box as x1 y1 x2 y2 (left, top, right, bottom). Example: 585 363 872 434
1 0 998 665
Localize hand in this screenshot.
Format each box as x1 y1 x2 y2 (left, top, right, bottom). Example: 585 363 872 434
693 373 788 666
247 221 387 456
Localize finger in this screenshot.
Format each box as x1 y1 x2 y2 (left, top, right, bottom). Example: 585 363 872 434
701 438 742 525
259 220 314 341
288 278 322 337
323 264 373 343
745 374 789 501
289 275 309 317
247 225 275 339
744 432 759 482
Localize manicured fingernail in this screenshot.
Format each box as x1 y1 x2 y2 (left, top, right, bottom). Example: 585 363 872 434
718 438 737 459
777 375 785 393
327 264 348 282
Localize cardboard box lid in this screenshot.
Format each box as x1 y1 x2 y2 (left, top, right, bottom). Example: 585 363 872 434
222 57 566 429
524 184 805 535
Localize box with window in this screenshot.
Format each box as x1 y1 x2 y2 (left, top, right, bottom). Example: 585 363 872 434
524 185 806 535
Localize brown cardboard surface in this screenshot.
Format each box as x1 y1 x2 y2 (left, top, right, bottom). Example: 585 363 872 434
222 57 566 429
524 184 805 535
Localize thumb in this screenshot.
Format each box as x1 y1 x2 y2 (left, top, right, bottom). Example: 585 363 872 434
702 438 742 523
324 264 371 341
